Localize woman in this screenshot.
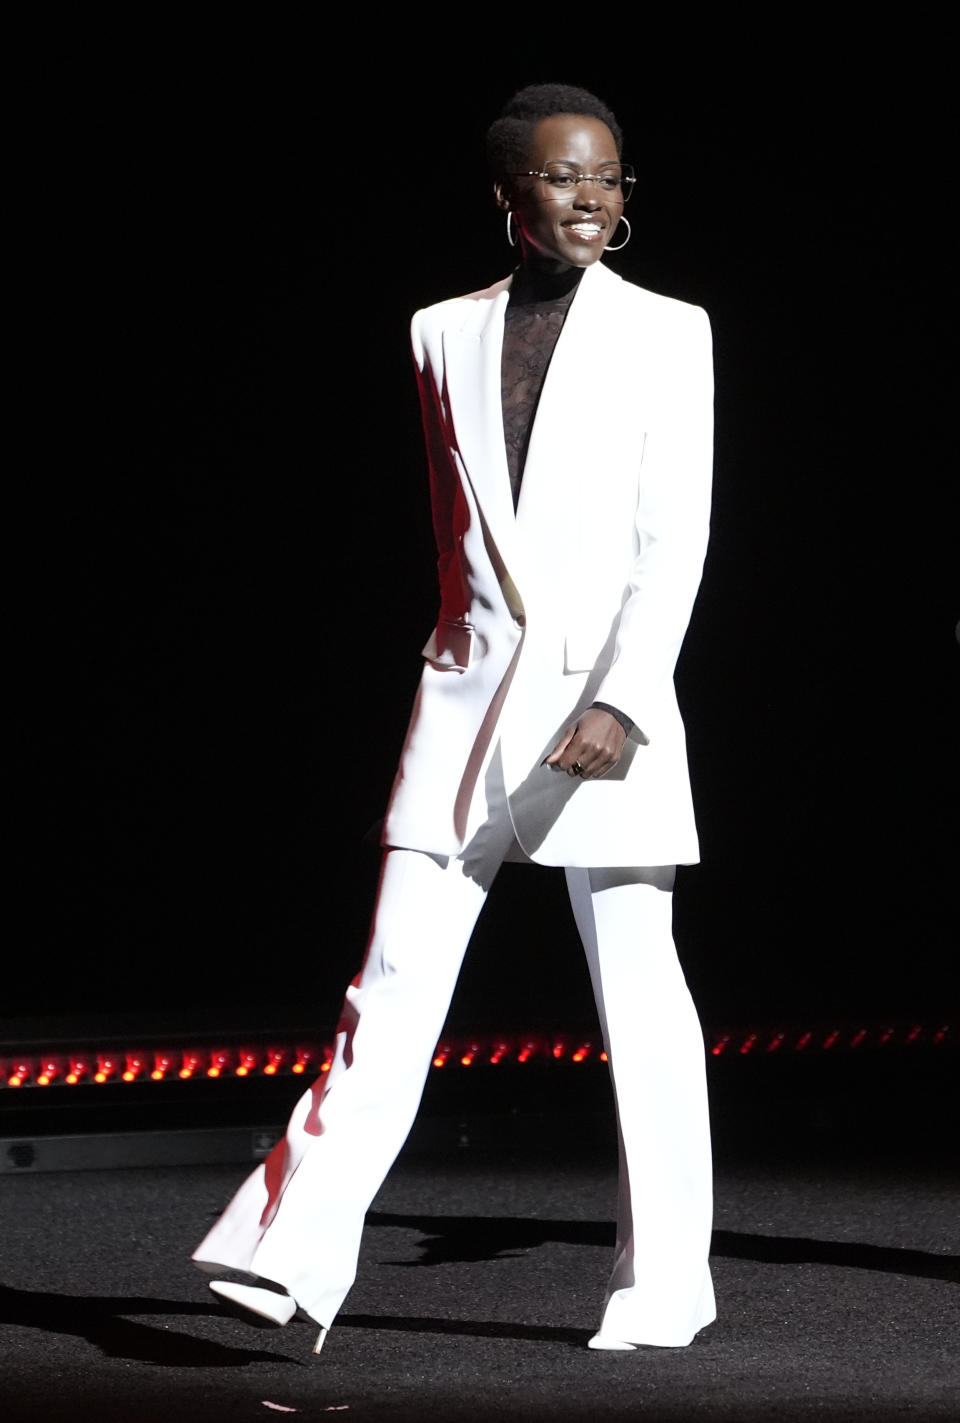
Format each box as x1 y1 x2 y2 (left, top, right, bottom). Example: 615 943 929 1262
194 83 716 1354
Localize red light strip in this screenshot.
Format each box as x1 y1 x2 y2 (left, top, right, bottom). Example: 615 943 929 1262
0 1024 951 1090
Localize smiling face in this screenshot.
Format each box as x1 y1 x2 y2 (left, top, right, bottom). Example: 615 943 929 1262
497 114 625 271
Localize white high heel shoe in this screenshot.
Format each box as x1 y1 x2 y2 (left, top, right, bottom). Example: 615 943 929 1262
587 1332 638 1351
209 1279 297 1326
208 1280 328 1353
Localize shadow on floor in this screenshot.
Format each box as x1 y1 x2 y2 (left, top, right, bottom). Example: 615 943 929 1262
366 1210 960 1283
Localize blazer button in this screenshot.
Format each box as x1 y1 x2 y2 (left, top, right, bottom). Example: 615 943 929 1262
514 613 526 629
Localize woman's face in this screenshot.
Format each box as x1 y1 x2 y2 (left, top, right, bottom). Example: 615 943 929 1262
498 114 625 270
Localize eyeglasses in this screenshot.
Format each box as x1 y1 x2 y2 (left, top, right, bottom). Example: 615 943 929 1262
508 162 636 202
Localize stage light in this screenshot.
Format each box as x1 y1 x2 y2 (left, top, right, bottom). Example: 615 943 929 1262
207 1049 231 1079
293 1044 321 1075
65 1057 90 1085
93 1054 121 1084
121 1052 146 1083
1 1021 952 1092
150 1051 175 1081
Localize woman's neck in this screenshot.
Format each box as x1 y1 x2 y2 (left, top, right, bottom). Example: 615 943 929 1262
510 257 585 306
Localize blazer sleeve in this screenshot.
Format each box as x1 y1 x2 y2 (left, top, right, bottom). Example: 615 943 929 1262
592 303 714 736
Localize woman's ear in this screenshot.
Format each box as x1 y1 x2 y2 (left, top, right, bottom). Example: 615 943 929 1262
493 181 512 213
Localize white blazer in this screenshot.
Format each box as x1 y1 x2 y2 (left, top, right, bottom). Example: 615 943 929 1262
383 260 713 868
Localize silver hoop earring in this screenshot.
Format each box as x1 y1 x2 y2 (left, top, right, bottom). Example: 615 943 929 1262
604 216 631 252
506 211 517 248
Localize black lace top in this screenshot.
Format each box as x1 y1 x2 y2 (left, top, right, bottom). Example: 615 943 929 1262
501 262 584 510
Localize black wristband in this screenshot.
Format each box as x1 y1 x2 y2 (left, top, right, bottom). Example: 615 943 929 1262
590 701 634 736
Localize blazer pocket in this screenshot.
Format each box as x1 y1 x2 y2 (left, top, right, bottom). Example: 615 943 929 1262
422 617 474 672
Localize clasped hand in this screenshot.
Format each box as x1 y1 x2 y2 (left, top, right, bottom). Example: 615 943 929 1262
544 708 626 780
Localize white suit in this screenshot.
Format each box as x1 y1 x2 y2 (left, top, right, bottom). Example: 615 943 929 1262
194 259 717 1347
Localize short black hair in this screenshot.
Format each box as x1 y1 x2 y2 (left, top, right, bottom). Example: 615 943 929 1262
486 83 623 181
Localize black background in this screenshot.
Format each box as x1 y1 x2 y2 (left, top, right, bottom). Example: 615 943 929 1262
6 28 956 1038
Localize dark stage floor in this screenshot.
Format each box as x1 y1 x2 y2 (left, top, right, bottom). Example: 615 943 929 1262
1 1085 958 1423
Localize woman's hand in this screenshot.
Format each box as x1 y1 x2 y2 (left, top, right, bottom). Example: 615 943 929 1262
544 708 627 780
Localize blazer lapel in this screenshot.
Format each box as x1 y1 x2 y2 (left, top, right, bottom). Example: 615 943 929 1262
441 279 521 578
515 261 625 526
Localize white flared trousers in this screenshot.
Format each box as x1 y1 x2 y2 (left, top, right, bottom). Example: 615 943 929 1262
193 762 716 1346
